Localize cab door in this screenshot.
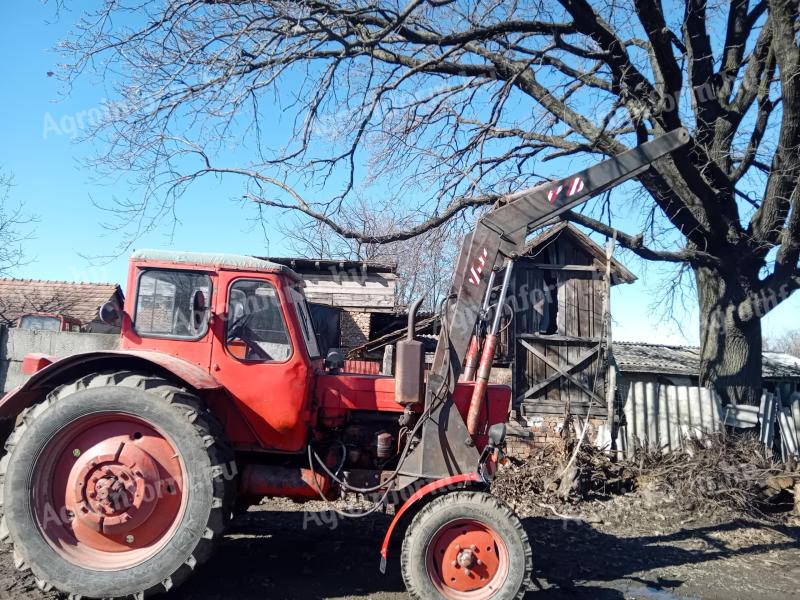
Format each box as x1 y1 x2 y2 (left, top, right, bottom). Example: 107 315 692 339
209 270 314 452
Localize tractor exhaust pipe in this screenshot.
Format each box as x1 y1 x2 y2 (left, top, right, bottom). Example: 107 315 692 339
462 270 496 382
466 260 513 438
395 297 426 406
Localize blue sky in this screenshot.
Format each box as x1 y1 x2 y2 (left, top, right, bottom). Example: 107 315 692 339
0 3 796 345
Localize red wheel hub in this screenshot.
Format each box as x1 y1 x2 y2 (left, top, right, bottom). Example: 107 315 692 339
426 519 509 599
32 413 187 570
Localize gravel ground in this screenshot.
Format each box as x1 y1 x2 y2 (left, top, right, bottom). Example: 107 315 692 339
0 495 798 599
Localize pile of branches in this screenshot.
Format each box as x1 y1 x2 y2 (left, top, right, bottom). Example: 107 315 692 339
493 438 637 509
634 432 797 517
494 429 798 518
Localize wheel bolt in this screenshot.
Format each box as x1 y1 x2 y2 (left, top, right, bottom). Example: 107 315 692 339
126 535 135 544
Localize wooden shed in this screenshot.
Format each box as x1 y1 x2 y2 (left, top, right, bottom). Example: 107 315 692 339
508 223 636 421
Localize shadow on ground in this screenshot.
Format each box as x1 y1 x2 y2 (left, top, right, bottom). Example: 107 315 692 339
170 507 800 599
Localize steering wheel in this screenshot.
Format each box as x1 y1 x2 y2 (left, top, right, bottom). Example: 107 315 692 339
227 316 271 360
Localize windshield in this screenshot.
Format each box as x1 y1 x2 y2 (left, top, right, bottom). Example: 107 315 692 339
134 269 212 339
19 315 61 332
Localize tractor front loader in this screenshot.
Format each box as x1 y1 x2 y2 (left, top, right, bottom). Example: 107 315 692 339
0 129 688 599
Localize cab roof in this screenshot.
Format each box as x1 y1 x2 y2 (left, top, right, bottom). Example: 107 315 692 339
130 249 301 279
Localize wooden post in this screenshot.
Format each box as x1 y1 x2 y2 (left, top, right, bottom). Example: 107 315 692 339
382 345 394 375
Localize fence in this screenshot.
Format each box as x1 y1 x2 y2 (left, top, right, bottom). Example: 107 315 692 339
616 380 800 460
0 325 119 393
617 380 723 456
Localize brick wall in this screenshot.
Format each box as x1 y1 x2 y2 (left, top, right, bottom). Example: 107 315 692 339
506 415 607 460
340 311 372 348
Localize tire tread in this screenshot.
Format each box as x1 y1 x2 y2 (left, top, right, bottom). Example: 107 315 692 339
0 370 235 599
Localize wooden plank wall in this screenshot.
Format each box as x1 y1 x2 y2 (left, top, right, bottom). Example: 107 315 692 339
299 272 396 311
514 235 608 415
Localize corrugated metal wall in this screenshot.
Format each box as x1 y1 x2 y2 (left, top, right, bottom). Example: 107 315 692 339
618 378 723 455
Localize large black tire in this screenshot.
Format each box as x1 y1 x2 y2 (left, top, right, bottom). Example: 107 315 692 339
0 371 236 599
401 491 532 600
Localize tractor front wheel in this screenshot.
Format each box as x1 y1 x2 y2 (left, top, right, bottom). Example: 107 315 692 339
0 372 234 598
401 491 531 600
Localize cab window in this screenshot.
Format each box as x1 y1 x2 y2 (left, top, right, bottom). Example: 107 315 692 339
226 280 292 362
135 269 211 339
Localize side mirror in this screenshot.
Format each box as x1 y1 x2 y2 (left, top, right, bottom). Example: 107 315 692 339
191 289 210 332
325 350 344 372
99 301 121 327
487 423 507 449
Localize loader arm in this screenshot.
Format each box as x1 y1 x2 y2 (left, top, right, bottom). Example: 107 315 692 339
397 128 690 485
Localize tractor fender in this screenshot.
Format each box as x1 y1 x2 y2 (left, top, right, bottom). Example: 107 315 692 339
0 349 222 422
379 472 482 573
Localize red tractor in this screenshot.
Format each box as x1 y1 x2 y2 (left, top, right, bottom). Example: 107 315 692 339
0 130 687 599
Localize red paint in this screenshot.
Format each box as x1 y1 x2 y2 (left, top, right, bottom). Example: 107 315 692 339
462 336 480 382
120 257 316 453
239 465 331 501
21 353 54 375
380 473 480 563
32 412 186 569
426 519 509 598
3 251 511 462
343 359 382 375
466 334 499 436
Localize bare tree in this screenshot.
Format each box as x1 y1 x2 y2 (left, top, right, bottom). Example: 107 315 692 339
0 172 30 277
61 1 799 404
764 329 800 358
285 195 463 310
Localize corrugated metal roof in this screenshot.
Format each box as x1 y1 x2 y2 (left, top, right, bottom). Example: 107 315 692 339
613 341 800 380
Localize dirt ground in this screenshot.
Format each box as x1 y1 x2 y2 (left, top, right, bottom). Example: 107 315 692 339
1 492 799 600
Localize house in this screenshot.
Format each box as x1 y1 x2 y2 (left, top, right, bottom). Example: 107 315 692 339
263 257 398 351
0 279 124 333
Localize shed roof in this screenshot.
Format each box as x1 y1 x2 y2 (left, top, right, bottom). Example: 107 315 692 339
523 222 637 285
613 341 800 380
0 279 123 325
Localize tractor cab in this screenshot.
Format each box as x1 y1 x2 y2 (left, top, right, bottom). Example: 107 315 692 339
111 250 324 452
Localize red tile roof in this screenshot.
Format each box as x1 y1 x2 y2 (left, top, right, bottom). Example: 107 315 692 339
0 279 123 326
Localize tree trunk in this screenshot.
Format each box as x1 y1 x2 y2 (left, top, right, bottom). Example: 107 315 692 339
695 265 763 406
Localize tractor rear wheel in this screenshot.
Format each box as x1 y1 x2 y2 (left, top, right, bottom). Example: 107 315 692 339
401 491 531 600
0 372 235 598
